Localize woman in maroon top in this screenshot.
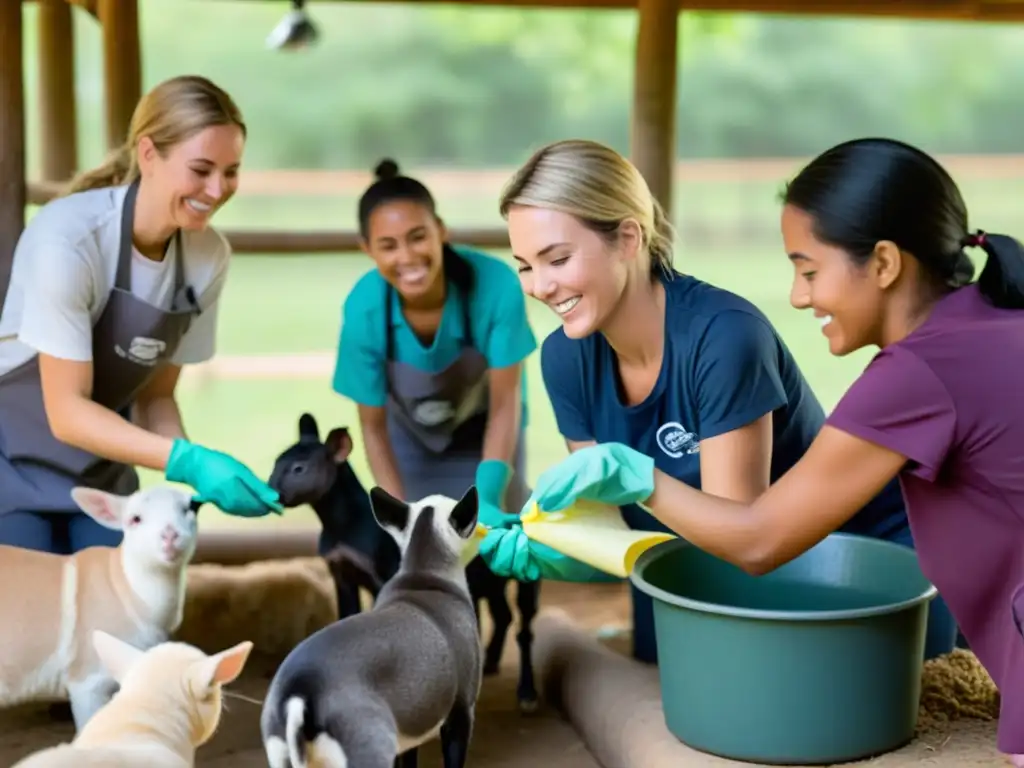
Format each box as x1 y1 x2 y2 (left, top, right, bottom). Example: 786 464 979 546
522 138 1024 764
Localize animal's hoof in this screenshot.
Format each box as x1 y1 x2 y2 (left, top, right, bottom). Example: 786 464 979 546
517 696 540 714
483 661 501 676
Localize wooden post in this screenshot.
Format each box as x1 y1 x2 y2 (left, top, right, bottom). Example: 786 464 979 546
0 0 26 306
38 0 78 182
630 0 679 220
98 0 142 150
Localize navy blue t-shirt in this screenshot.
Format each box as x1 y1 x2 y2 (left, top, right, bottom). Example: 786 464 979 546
541 273 907 540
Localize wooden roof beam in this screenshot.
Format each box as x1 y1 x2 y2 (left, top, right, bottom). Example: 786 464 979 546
240 0 1024 22
23 0 1024 21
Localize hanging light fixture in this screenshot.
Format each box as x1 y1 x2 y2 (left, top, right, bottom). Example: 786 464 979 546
266 0 319 50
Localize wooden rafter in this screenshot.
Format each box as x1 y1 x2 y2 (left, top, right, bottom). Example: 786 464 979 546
169 0 1024 22
19 0 1024 20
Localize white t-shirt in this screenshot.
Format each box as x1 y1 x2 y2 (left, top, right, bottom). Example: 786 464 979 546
0 185 230 378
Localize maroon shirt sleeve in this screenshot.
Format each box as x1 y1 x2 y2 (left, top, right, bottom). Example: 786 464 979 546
826 346 957 482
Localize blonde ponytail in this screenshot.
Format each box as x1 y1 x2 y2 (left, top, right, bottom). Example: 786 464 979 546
649 198 677 279
62 145 136 197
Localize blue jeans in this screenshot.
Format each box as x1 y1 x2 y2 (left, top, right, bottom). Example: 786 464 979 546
0 510 123 554
621 505 958 665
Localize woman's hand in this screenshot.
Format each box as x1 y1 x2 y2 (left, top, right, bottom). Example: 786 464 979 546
478 525 619 583
530 442 657 512
164 439 282 517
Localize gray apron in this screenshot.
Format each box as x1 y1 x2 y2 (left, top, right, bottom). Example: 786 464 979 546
0 179 201 515
383 277 529 510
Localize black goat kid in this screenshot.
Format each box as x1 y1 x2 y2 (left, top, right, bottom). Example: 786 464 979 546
269 412 541 712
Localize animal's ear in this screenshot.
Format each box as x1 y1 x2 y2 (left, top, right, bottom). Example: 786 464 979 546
449 486 479 539
325 427 353 463
92 630 145 682
369 487 410 533
71 487 127 531
197 641 253 688
298 412 320 443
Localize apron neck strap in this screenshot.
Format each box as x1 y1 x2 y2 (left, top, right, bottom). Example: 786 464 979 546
385 282 395 363
117 179 187 298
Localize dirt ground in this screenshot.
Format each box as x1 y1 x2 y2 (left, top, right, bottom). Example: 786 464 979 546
0 579 1006 767
0 581 627 767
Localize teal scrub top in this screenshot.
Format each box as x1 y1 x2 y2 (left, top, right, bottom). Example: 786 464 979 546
332 245 538 426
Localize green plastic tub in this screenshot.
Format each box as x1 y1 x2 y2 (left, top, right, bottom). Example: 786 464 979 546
629 533 937 765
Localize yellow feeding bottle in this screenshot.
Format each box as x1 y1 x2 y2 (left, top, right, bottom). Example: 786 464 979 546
459 523 490 568
519 498 675 578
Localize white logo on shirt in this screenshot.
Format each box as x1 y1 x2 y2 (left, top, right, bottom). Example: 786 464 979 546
114 336 166 367
656 421 700 458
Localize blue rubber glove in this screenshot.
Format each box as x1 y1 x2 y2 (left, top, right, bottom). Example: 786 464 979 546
479 525 621 583
533 442 656 513
474 459 521 529
165 439 283 518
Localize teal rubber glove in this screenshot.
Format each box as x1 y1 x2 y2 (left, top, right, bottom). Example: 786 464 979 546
165 439 283 518
474 459 521 529
479 525 621 583
533 442 656 513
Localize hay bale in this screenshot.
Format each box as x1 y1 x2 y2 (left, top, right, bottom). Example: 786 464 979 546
174 557 337 664
917 649 1000 732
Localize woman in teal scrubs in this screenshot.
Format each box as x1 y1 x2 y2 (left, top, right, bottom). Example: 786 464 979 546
332 159 538 527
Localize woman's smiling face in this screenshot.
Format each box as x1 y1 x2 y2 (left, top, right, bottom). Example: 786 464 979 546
782 204 887 357
507 205 629 339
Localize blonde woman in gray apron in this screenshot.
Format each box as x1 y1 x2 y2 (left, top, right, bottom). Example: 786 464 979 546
332 159 538 530
0 75 281 555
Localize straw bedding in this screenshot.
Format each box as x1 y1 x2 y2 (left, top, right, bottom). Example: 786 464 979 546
0 562 1005 767
532 608 1006 767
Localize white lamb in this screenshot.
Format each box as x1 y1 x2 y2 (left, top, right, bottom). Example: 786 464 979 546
0 484 199 731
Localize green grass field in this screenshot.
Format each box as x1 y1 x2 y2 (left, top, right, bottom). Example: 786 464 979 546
141 244 885 530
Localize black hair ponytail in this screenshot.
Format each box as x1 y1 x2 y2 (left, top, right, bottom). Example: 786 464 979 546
966 231 1024 309
442 244 475 296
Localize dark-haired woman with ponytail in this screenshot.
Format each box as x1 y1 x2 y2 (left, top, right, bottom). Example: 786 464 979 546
479 139 934 666
332 159 538 537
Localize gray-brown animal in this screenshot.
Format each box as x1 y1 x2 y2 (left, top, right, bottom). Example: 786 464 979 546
260 486 483 768
269 413 540 711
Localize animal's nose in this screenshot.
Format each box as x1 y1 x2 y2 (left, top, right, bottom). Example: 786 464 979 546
162 526 180 546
